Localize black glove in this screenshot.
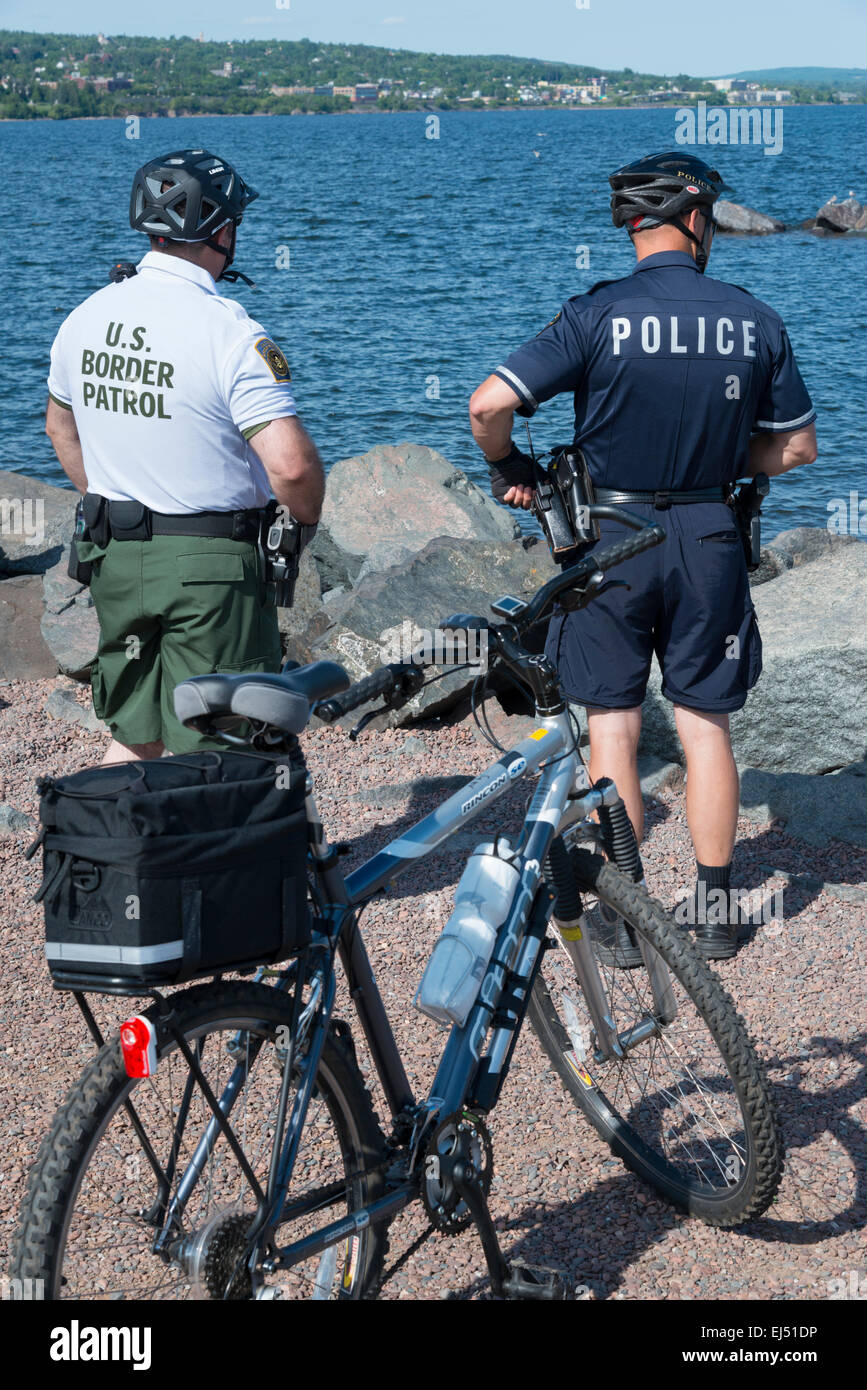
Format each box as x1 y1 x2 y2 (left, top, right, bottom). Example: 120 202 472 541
486 444 536 503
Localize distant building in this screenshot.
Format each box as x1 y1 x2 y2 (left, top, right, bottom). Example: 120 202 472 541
354 83 379 103
334 86 356 99
709 77 733 92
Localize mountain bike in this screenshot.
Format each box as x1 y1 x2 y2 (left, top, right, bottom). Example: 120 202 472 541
12 506 783 1300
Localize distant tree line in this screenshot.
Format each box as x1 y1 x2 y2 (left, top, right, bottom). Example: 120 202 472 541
0 30 862 119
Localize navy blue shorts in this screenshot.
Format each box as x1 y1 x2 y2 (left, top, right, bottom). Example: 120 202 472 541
545 502 762 713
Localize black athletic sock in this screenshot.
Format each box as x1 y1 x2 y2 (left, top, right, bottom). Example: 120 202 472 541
690 862 732 929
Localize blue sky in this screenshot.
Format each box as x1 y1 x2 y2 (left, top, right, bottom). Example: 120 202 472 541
3 0 866 77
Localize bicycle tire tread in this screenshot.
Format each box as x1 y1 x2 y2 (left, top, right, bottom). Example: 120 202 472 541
531 847 783 1227
12 980 390 1298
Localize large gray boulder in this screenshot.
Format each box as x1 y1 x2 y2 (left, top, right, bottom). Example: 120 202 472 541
738 763 867 847
639 543 867 774
748 547 794 586
0 469 77 575
815 195 865 232
0 575 58 678
309 535 557 726
714 201 786 234
40 592 100 680
751 525 858 587
768 525 859 568
276 550 331 666
308 443 519 592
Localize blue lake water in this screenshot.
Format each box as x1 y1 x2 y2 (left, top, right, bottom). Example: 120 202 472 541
1 106 864 539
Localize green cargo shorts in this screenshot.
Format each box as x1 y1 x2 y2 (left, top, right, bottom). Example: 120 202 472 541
78 533 283 753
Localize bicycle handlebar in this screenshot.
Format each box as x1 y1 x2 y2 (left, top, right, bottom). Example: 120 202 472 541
316 664 401 724
518 510 665 631
314 505 665 725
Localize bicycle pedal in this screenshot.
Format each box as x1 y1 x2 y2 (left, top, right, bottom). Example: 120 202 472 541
502 1262 570 1301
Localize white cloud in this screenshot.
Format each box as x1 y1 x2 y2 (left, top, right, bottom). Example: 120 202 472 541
381 16 407 23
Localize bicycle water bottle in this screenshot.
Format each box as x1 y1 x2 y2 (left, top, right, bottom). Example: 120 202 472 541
414 841 521 1028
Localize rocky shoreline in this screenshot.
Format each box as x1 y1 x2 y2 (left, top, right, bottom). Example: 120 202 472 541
715 193 867 235
0 444 865 847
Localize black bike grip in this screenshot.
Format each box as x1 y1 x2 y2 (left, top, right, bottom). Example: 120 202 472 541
587 524 666 573
315 665 398 723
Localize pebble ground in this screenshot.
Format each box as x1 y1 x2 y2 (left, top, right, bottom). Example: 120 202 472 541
0 676 864 1301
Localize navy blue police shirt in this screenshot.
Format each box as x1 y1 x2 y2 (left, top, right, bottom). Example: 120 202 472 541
493 251 816 490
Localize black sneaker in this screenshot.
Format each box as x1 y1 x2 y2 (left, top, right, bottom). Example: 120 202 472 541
694 920 752 961
585 903 644 969
676 891 756 961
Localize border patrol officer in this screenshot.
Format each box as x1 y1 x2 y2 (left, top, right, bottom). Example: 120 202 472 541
469 151 817 960
46 149 325 764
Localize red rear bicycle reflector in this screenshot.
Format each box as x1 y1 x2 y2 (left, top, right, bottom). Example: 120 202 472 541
120 1015 158 1078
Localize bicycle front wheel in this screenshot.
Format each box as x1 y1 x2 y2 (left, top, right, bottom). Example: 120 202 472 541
529 844 783 1226
13 980 388 1299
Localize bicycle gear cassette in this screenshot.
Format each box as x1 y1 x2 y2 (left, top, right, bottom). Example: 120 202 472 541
188 1207 254 1300
421 1111 493 1235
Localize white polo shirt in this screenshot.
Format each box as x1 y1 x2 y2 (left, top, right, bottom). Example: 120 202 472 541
47 251 298 514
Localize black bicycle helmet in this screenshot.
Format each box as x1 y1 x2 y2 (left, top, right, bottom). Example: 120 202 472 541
609 151 732 271
129 149 258 283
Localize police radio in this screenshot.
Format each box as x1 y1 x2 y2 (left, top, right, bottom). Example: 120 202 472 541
258 501 317 608
527 427 600 560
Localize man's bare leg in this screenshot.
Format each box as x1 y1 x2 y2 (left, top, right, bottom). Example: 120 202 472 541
672 706 738 865
585 705 644 842
102 737 165 766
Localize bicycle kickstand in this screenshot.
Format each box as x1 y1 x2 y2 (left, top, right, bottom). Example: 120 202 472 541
449 1156 571 1301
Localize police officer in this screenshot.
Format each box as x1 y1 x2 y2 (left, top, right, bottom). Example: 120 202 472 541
469 151 817 960
46 149 324 764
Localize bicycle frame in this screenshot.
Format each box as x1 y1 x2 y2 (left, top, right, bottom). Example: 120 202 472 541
259 705 625 1278
148 702 664 1285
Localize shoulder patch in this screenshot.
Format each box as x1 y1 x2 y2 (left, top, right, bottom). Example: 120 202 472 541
535 310 562 336
254 337 292 382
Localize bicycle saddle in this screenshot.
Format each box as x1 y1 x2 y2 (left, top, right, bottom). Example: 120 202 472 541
173 660 350 735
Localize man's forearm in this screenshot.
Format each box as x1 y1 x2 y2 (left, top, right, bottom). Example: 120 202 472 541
48 432 87 492
470 407 514 462
748 424 817 478
270 454 325 524
469 377 522 462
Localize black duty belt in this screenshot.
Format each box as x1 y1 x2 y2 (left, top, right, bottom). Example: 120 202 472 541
148 509 261 540
86 494 263 543
595 486 730 509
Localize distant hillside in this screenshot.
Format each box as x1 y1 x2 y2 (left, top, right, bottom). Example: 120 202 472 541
0 31 862 120
721 67 867 88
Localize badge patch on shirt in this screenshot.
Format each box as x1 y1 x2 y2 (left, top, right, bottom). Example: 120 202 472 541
536 310 561 336
254 337 292 382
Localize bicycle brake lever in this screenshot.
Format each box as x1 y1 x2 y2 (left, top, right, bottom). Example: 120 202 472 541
349 709 382 741
558 574 630 612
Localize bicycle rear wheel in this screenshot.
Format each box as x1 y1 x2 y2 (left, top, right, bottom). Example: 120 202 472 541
12 980 388 1299
529 842 783 1226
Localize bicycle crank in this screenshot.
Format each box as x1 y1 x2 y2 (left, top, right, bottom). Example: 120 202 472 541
421 1111 493 1235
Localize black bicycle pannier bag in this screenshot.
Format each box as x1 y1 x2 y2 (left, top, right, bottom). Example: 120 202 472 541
32 751 310 993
